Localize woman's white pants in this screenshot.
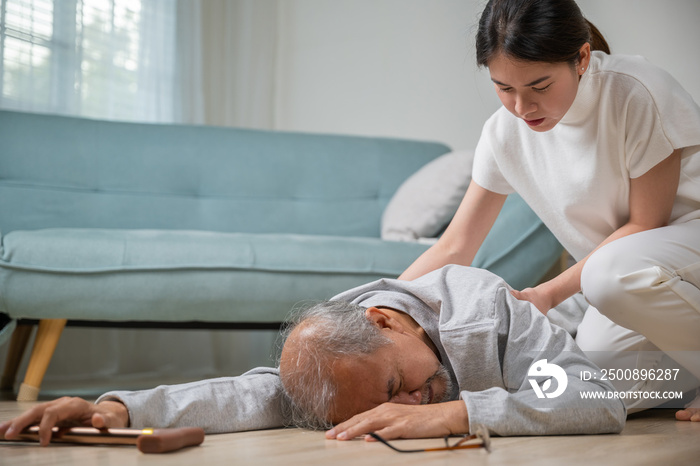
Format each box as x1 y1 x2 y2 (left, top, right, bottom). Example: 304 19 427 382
575 219 700 411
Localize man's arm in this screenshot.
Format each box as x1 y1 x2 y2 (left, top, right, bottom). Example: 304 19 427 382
462 286 627 436
97 367 287 433
1 367 288 445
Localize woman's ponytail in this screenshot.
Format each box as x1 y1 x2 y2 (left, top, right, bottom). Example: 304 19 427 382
586 19 611 54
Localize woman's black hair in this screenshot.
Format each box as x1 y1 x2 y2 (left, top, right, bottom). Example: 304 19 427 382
476 0 610 67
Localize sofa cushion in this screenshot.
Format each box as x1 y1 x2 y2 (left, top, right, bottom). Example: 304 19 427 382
381 150 474 242
0 229 430 323
0 190 562 326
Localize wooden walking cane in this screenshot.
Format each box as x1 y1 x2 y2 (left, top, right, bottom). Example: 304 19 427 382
4 425 205 453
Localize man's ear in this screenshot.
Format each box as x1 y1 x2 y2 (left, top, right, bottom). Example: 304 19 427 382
365 307 402 331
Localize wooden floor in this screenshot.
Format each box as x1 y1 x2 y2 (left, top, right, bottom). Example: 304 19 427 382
1 401 698 465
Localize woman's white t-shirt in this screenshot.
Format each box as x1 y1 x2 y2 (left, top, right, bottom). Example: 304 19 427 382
472 51 700 261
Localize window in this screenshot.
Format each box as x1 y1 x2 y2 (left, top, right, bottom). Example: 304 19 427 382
0 0 176 122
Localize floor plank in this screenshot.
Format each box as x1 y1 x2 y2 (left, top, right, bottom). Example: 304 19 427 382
1 400 698 465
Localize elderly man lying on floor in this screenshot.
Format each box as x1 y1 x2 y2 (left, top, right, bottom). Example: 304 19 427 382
1 265 625 445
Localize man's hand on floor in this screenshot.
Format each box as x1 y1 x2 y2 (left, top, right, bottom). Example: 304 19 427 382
325 400 469 441
0 397 129 446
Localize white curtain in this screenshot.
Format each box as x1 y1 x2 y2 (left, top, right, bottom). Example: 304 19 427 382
0 0 282 393
175 0 279 128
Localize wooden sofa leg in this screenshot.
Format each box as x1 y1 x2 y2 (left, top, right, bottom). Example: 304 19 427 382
17 319 67 401
1 323 35 390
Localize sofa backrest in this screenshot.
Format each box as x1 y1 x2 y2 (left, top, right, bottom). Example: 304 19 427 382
0 110 450 237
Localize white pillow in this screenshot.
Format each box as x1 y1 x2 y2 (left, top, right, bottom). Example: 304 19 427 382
381 150 474 242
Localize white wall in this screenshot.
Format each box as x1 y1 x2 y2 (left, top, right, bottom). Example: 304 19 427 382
274 0 700 150
275 0 493 148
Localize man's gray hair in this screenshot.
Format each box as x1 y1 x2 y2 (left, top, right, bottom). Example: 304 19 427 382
278 300 392 430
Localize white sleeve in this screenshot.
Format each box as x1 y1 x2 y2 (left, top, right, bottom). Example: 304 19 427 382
624 62 700 178
472 112 515 195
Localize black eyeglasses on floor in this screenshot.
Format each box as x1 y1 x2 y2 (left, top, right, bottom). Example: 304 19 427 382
369 424 491 453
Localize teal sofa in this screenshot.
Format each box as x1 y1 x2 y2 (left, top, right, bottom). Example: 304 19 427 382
0 109 562 400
